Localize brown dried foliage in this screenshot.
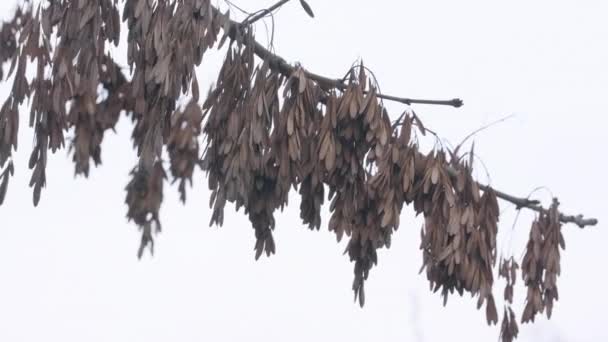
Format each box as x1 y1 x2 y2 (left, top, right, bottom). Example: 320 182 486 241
125 161 167 258
521 199 565 323
499 257 520 342
500 306 520 342
0 2 595 341
418 154 500 325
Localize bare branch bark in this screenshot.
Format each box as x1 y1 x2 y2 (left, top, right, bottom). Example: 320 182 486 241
478 183 598 228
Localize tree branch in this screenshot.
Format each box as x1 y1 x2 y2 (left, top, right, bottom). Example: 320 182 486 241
479 183 598 228
444 166 598 228
217 7 463 108
213 5 597 228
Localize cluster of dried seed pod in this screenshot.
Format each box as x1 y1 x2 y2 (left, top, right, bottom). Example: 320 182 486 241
325 73 396 305
0 6 34 205
125 161 167 258
69 55 131 176
0 2 593 342
499 257 520 342
46 0 121 177
122 0 223 244
0 0 125 204
203 37 278 258
0 6 25 80
521 199 564 323
417 152 499 324
167 100 204 202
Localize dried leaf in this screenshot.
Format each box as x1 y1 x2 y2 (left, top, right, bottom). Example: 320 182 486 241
431 166 439 185
299 0 315 18
412 111 426 136
298 69 307 94
192 73 200 102
0 174 8 204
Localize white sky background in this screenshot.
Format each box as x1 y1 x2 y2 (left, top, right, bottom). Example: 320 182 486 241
0 0 606 341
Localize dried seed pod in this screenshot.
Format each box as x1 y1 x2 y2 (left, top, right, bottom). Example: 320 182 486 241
499 307 519 342
125 161 167 258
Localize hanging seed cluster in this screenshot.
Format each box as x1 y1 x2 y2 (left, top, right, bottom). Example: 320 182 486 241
0 2 589 341
121 0 222 248
418 154 500 324
499 257 520 342
521 199 565 323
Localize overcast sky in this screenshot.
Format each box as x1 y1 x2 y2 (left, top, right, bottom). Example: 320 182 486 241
0 1 606 341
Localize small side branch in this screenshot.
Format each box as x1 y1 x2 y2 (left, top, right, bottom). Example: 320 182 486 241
483 184 598 228
444 166 598 228
218 6 463 108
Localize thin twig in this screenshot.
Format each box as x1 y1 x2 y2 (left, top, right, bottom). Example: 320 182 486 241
484 184 597 227
442 165 597 228
457 114 515 148
241 0 292 27
223 0 251 15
